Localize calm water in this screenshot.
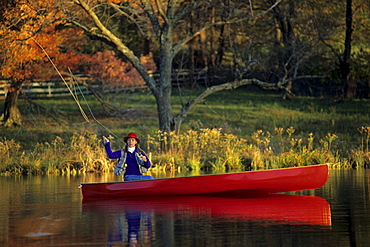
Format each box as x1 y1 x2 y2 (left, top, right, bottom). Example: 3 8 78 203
0 168 369 247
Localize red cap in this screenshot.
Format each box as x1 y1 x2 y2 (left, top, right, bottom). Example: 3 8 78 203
123 132 140 144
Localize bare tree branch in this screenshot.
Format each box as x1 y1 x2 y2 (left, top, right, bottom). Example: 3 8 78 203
72 0 156 91
175 77 292 127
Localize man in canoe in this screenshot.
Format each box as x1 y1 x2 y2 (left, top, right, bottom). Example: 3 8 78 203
102 132 155 181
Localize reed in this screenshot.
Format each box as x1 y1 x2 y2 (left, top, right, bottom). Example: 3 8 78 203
349 126 370 168
0 125 367 175
246 127 346 169
145 129 250 171
0 132 115 175
0 139 21 174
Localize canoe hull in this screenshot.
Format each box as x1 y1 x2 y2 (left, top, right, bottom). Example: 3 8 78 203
80 164 329 198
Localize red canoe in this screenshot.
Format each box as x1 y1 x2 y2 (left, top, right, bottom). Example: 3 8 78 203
80 164 329 198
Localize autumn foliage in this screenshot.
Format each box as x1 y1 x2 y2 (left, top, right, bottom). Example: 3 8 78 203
0 0 155 86
0 0 157 127
83 50 157 88
0 0 85 82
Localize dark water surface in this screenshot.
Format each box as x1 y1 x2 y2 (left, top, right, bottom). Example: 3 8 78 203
0 168 369 247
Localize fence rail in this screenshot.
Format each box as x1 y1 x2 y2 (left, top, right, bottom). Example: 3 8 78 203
0 70 208 99
0 80 92 99
0 81 151 99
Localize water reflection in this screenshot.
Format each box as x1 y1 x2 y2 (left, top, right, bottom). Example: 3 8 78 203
11 205 69 239
108 207 152 245
82 194 331 246
4 169 370 246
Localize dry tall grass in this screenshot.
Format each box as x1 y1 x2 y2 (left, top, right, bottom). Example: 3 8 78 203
0 132 112 175
2 126 369 175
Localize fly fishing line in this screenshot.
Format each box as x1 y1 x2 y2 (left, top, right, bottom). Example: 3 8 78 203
32 37 89 122
68 68 125 143
33 37 124 144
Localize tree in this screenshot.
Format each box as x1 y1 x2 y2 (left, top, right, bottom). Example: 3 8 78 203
317 0 370 99
338 0 370 98
341 0 353 98
0 0 87 127
65 0 285 133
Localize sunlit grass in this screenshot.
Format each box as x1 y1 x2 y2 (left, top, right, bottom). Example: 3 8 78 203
0 132 114 175
0 126 366 175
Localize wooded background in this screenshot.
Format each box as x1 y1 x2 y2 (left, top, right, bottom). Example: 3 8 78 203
1 0 369 130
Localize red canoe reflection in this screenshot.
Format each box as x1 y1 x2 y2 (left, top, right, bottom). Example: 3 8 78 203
83 194 331 227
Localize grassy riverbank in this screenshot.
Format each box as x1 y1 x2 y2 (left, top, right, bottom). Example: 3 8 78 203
1 87 370 175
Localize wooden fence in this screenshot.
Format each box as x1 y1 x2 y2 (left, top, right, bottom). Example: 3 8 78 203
0 70 208 99
0 81 150 99
0 79 92 99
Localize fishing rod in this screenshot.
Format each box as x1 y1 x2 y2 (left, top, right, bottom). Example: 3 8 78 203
68 68 125 144
32 37 125 144
31 37 89 123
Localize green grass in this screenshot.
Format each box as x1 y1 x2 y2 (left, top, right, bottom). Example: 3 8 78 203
1 86 370 174
183 89 369 148
2 87 370 150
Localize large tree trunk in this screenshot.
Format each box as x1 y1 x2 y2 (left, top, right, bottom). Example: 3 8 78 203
272 2 295 100
341 0 354 99
155 25 175 133
155 90 175 132
0 81 22 127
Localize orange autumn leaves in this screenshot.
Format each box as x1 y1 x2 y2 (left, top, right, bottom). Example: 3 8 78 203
0 0 79 81
0 26 87 81
0 0 156 87
84 50 156 88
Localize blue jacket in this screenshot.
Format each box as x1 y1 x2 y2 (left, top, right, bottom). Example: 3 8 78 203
104 142 151 176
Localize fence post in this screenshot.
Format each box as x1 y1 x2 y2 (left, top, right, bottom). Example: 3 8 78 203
48 84 52 97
